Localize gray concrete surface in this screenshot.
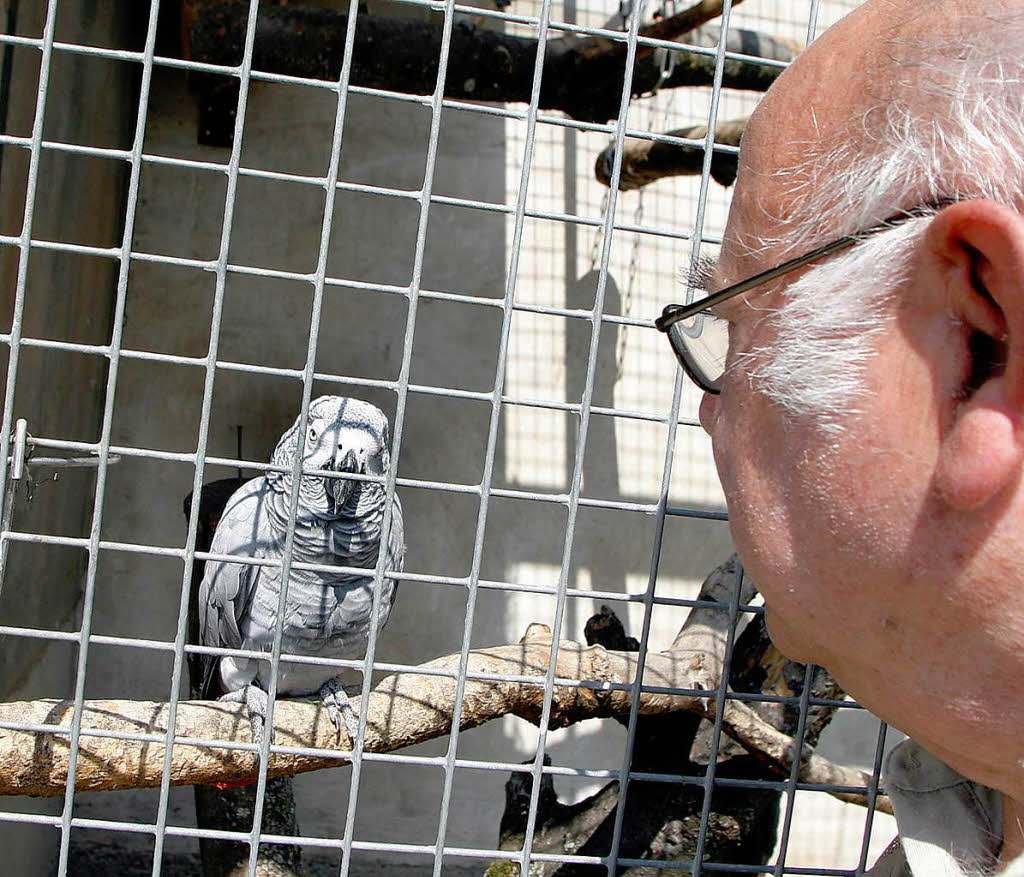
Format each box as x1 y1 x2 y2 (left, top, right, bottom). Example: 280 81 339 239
0 3 139 874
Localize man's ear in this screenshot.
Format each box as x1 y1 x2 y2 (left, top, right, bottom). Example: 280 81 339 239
925 200 1024 510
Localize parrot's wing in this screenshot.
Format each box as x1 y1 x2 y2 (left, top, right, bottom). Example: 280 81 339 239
323 493 405 646
198 479 274 697
375 494 405 632
387 493 405 574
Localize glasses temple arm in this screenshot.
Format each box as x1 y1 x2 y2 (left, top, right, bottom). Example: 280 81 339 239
655 202 949 332
656 234 861 330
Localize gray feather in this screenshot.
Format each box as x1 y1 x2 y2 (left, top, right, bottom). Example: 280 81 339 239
198 396 404 700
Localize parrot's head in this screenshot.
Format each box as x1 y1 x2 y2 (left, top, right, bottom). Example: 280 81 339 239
269 396 391 518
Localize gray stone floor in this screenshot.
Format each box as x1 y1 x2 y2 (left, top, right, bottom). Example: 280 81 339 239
60 847 484 876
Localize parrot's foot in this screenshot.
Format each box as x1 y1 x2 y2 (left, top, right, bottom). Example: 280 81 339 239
219 685 271 748
318 678 359 744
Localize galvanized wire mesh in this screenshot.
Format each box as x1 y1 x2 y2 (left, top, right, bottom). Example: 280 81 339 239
0 0 898 874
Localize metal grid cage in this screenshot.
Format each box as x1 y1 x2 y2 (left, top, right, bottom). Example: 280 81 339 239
0 0 898 874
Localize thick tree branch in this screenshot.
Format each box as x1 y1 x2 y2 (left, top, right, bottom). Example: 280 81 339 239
637 0 748 55
720 699 894 815
0 623 718 797
596 118 747 190
0 557 887 819
187 3 796 136
488 573 819 874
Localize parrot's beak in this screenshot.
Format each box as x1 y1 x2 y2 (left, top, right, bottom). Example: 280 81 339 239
338 449 360 474
329 449 363 507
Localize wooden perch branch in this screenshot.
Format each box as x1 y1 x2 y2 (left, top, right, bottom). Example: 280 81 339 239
637 0 748 54
0 556 888 820
596 118 747 190
0 623 719 798
187 2 796 136
486 566 887 873
720 699 893 815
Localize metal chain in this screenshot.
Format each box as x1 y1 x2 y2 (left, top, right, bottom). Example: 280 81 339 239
614 0 677 377
588 189 610 272
616 195 643 378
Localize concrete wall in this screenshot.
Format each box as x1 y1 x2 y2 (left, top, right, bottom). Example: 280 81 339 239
0 0 899 874
0 2 139 873
59 53 735 873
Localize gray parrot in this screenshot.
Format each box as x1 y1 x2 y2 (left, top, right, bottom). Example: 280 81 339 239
198 396 404 744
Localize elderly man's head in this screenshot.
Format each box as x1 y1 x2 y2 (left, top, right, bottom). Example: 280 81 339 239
698 0 1024 799
729 0 1024 423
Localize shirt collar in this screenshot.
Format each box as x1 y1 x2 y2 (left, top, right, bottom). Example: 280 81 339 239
884 738 1003 875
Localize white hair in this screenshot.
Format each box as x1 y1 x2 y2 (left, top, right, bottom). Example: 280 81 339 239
744 9 1024 431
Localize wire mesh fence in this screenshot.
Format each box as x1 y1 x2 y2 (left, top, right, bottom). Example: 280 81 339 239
0 0 899 874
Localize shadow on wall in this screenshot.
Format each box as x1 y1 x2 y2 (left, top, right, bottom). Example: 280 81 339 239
0 18 733 871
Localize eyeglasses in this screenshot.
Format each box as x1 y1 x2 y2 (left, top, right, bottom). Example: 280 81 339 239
654 204 945 394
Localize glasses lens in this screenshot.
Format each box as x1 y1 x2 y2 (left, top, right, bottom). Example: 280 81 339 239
666 312 729 393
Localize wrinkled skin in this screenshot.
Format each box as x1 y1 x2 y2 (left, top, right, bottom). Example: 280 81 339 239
694 0 1024 864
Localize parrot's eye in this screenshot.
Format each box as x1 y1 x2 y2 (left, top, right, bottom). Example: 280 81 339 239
308 426 318 443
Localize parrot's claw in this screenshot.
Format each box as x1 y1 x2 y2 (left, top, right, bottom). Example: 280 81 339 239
219 685 271 748
318 678 359 744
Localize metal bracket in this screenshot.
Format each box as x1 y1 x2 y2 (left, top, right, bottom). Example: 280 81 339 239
0 419 29 597
0 421 121 597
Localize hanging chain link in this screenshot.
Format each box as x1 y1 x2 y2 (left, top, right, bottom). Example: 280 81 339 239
587 0 680 377
616 195 643 378
614 0 678 378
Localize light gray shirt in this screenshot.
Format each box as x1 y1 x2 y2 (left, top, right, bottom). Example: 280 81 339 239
867 739 1024 876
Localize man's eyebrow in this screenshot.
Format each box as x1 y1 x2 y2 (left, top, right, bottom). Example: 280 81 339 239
682 253 720 297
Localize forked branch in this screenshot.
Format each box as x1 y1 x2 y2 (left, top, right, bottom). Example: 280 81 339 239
187 1 795 138
0 623 718 797
0 557 887 816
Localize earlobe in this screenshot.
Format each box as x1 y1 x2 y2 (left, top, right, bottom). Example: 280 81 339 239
934 384 1024 510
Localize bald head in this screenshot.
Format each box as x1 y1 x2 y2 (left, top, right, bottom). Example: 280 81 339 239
700 1 1024 810
716 0 1024 425
735 0 1024 247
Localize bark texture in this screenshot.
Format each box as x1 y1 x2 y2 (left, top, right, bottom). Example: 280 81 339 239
596 118 747 190
185 1 796 145
0 555 886 834
484 600 858 875
0 624 717 797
